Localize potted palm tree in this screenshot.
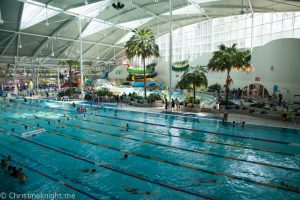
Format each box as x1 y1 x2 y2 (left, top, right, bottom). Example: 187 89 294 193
178 65 208 108
207 43 253 106
125 28 160 99
59 60 80 96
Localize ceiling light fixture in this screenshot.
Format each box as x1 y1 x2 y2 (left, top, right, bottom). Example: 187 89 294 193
0 9 4 24
112 1 125 10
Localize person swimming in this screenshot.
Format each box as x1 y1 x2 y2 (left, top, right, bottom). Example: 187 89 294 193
188 178 218 187
10 167 18 178
0 159 8 169
17 168 28 182
123 185 151 195
72 102 75 107
80 168 96 173
114 110 118 117
126 124 129 131
120 153 128 160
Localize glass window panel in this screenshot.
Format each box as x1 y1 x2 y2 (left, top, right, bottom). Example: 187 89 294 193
254 36 262 46
262 35 270 45
296 12 300 17
231 21 238 30
294 16 300 29
294 29 300 38
282 18 292 31
262 24 270 35
246 28 252 38
254 25 262 36
246 17 252 27
283 12 293 19
263 13 271 24
272 32 281 40
239 19 245 29
282 31 292 38
272 21 282 33
273 13 282 21
245 38 251 47
239 29 246 38
254 14 263 25
231 31 237 40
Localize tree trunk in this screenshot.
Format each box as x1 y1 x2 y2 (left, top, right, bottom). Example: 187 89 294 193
225 69 230 106
193 73 196 102
143 57 147 99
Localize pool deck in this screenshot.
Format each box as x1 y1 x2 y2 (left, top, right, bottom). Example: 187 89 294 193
71 101 299 130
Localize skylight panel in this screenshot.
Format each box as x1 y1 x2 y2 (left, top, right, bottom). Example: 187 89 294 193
68 0 111 18
82 21 111 37
116 32 134 44
193 0 220 3
20 0 60 30
118 17 154 29
162 5 201 16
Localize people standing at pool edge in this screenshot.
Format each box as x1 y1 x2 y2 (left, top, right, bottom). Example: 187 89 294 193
171 98 175 111
223 112 228 122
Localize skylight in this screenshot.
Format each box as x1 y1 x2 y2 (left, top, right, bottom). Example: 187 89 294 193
82 21 111 37
116 32 134 44
162 5 202 16
118 17 154 29
68 0 111 18
20 0 60 30
193 0 220 3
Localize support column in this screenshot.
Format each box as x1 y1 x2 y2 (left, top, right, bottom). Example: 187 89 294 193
168 0 173 101
57 65 60 89
79 17 84 98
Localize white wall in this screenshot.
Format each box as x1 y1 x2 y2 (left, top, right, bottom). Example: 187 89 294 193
157 38 300 101
108 65 129 82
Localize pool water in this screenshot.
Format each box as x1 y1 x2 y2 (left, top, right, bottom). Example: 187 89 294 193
0 99 299 200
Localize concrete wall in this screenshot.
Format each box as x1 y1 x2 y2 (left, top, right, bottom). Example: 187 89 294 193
157 38 300 102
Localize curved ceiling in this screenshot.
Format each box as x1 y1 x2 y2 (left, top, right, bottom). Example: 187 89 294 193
0 0 300 65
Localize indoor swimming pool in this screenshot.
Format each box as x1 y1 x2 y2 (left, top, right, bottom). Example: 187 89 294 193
0 99 299 200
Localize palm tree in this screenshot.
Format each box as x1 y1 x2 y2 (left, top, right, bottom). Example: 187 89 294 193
178 65 208 102
125 28 160 99
59 60 80 93
207 43 252 105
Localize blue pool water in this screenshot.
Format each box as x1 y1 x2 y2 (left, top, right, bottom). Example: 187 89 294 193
0 99 299 200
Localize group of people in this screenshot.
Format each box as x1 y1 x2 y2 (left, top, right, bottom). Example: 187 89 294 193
1 155 28 183
163 97 180 111
77 107 87 113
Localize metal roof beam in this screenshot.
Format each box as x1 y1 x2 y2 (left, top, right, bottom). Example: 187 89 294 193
0 28 123 48
32 17 78 57
1 34 17 56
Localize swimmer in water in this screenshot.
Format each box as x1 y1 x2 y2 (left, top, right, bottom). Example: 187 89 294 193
114 110 118 117
120 153 128 160
123 185 151 195
17 168 28 182
188 178 218 187
0 159 8 169
80 168 96 173
126 124 129 131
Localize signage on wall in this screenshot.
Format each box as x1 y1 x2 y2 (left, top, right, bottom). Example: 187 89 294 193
255 77 260 81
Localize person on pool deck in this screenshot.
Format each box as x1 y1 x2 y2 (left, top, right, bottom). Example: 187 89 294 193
171 98 175 111
80 168 96 173
223 112 228 122
241 121 245 127
123 185 151 195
